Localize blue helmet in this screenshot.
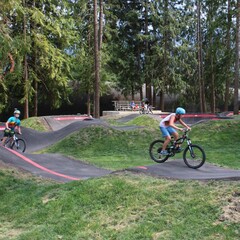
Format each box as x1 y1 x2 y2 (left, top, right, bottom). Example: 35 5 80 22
176 107 186 115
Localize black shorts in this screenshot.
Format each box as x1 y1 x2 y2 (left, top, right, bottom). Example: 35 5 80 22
4 129 15 137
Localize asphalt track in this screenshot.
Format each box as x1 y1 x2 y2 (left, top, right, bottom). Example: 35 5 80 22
0 117 112 182
0 114 240 182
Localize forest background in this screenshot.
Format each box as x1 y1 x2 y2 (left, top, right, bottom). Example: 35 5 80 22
0 0 240 119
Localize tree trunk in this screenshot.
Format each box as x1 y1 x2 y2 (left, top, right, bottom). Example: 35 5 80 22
87 3 92 116
145 0 151 104
159 90 164 111
32 0 38 116
211 51 215 113
234 0 240 115
99 0 103 51
140 86 143 101
197 0 206 113
87 90 91 116
23 0 29 119
131 84 134 100
162 0 169 112
209 3 215 114
94 0 100 118
224 0 232 111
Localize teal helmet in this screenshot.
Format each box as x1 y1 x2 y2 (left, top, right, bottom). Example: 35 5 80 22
14 109 21 115
176 107 186 115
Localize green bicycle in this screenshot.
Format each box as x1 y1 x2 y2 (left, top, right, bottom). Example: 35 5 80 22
149 129 206 169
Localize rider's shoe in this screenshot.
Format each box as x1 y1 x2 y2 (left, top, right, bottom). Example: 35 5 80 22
160 150 168 156
175 147 182 153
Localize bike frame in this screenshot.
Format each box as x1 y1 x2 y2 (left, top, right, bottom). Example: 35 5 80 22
168 130 192 156
5 133 18 147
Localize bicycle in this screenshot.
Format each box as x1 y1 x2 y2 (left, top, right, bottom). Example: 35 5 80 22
139 104 153 114
2 133 26 153
149 129 205 169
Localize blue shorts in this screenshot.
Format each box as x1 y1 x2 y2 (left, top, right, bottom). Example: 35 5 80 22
160 126 177 137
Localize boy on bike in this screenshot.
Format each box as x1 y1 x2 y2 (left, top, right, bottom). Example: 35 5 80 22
2 109 22 145
159 107 191 155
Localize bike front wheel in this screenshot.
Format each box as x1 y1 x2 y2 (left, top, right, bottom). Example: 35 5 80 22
183 144 205 169
149 140 169 163
11 139 26 153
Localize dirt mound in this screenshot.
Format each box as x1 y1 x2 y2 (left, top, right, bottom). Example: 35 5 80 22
218 191 240 223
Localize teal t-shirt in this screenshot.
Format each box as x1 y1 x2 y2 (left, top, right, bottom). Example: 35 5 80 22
7 116 21 130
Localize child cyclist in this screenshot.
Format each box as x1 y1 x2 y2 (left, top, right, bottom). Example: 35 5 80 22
159 107 191 155
2 109 22 145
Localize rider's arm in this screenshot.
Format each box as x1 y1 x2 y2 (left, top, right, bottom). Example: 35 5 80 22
16 126 22 134
179 119 191 130
5 121 10 130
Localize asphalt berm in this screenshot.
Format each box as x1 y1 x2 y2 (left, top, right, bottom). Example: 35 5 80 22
0 114 239 182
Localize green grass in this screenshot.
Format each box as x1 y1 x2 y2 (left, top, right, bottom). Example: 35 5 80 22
189 120 240 169
1 115 240 239
106 115 159 129
44 126 160 170
21 117 50 132
126 115 159 129
0 168 239 240
43 116 240 170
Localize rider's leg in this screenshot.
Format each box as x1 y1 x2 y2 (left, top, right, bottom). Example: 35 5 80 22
1 129 10 145
172 131 179 141
160 127 171 151
1 136 7 145
162 136 171 150
172 131 182 150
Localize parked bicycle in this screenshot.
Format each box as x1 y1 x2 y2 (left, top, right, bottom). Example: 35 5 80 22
139 104 153 114
2 133 26 153
149 129 205 169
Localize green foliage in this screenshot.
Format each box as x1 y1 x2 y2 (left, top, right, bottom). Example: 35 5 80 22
0 0 239 115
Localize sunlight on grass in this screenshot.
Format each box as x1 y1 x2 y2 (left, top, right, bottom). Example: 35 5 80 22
0 170 239 240
126 115 159 129
21 117 50 132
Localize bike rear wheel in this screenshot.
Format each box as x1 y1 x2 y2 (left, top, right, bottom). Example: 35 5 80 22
183 144 205 169
149 140 169 163
11 139 26 153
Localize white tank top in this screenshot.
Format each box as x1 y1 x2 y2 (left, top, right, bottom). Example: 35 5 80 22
160 113 176 127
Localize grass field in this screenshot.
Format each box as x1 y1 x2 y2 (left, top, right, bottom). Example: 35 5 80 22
0 115 240 239
0 168 239 240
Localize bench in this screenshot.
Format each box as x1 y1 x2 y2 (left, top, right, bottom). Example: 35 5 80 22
112 101 142 111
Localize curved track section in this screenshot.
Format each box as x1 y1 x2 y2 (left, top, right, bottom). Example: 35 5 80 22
129 160 240 180
0 119 111 182
0 114 240 182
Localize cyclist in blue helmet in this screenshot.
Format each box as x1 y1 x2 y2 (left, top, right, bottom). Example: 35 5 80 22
159 107 191 155
1 109 22 145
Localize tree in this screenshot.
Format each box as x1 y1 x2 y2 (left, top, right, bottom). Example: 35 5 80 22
94 0 100 118
224 0 233 111
197 0 207 113
234 0 240 114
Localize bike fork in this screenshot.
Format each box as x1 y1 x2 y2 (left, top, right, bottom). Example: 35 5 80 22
188 145 195 158
187 140 195 158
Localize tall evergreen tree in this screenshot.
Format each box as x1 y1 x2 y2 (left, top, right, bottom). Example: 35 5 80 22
234 0 240 114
